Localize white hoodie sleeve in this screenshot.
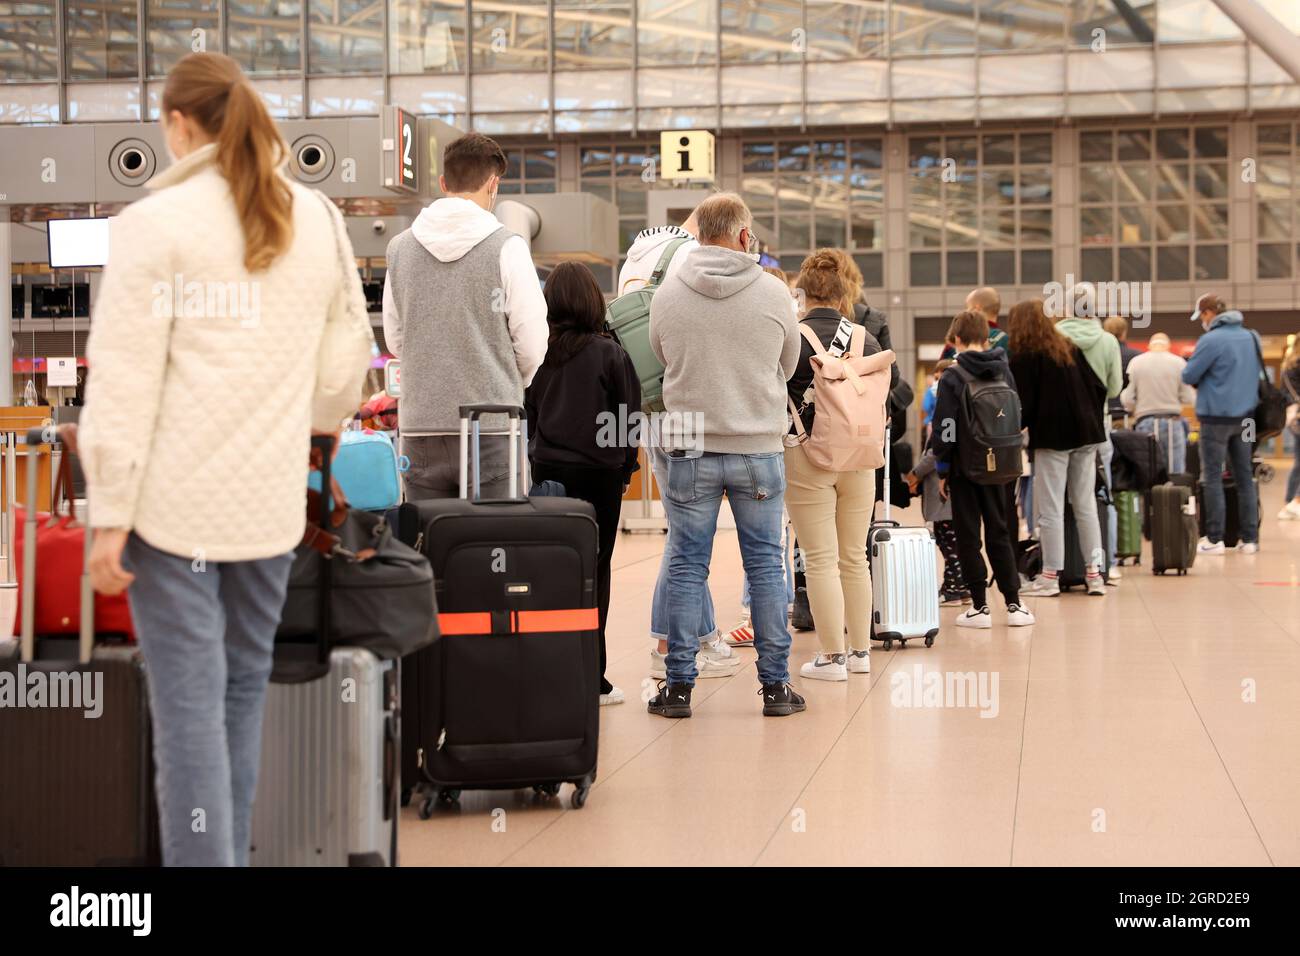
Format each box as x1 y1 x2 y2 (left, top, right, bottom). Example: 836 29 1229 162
499 234 549 387
381 276 401 359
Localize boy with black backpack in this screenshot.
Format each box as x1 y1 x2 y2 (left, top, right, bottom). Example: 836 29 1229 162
927 310 1036 629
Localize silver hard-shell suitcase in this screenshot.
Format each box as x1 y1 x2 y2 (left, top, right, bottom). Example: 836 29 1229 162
250 435 400 866
869 426 941 650
250 647 398 866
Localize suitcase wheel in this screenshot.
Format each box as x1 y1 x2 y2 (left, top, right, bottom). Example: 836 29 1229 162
418 788 461 818
898 639 908 648
924 629 937 648
533 782 562 798
881 639 892 651
571 774 594 810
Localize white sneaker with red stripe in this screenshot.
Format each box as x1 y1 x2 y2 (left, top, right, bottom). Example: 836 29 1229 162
723 617 754 647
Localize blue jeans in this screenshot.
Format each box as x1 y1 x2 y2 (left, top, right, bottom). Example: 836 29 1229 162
661 450 791 686
649 445 718 643
1136 414 1187 475
741 518 795 610
124 534 294 866
1198 421 1259 544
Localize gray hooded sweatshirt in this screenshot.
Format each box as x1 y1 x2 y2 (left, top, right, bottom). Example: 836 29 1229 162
649 245 800 454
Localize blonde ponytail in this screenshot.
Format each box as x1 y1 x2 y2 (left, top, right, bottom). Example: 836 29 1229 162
162 52 294 272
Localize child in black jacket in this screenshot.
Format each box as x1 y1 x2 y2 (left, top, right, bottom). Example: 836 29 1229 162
927 310 1035 629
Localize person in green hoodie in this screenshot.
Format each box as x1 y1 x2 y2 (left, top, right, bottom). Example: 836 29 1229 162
1054 285 1124 581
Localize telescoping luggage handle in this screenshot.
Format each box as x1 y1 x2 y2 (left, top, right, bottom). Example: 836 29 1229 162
457 404 529 503
311 433 336 670
20 426 94 666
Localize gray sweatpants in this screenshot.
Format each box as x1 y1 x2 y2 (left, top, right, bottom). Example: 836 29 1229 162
1033 443 1105 573
402 433 513 500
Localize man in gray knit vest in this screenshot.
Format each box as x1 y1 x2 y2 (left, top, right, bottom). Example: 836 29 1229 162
382 132 548 498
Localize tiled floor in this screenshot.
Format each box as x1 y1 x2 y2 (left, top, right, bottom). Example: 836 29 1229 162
400 468 1300 867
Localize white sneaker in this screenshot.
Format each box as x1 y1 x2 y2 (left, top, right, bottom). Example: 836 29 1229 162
599 686 625 707
800 653 848 682
1237 542 1259 555
1277 506 1298 520
1197 537 1226 555
1085 573 1106 596
700 635 738 664
846 648 871 674
649 642 744 680
722 618 754 647
955 606 992 629
1021 575 1060 597
1006 603 1036 627
1108 566 1123 580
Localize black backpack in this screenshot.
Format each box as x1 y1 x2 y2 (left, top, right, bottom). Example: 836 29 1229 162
952 366 1022 484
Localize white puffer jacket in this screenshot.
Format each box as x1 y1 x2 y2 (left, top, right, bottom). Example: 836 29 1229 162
79 143 374 561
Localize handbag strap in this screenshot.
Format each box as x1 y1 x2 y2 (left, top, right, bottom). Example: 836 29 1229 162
312 189 364 329
1250 330 1267 384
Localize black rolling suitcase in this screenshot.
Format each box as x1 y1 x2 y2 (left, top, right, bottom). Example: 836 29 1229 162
397 405 600 816
1060 465 1111 591
1150 482 1197 575
0 428 159 865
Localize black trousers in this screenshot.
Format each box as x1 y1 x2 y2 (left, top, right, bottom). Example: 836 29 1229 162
531 461 625 695
948 474 1020 609
933 519 965 593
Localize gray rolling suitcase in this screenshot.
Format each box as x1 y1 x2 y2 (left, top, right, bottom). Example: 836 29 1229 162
250 435 401 866
249 649 398 866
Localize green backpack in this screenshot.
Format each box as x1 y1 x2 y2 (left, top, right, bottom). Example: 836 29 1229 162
605 237 689 415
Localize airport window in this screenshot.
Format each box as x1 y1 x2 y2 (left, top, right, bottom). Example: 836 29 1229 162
1068 0 1155 46
496 146 558 196
228 0 304 74
804 1 886 59
1157 0 1242 43
907 131 1053 288
1256 122 1297 280
742 136 883 288
890 0 975 55
472 0 549 71
553 1 633 69
1078 124 1230 284
1 2 60 80
65 0 139 79
146 1 220 78
309 0 384 74
720 0 802 64
637 0 718 66
579 141 661 293
978 0 1067 51
389 0 468 74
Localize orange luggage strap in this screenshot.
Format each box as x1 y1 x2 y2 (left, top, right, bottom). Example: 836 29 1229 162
437 608 599 636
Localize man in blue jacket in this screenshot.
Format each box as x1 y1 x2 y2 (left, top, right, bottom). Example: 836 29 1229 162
1182 293 1261 554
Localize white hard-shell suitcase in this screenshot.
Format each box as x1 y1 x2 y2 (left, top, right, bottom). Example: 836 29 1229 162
869 427 941 650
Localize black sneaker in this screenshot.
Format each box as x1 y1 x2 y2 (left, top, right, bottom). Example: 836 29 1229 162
791 587 814 631
760 682 807 717
647 681 693 719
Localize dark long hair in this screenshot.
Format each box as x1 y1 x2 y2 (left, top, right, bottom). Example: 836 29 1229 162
542 261 608 365
1009 298 1076 366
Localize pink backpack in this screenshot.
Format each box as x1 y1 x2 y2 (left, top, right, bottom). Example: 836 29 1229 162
787 322 895 472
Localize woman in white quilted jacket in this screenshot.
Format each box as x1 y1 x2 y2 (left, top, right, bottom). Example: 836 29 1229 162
76 52 374 866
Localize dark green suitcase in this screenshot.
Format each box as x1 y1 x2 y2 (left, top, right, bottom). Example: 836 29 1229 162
1115 490 1143 564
